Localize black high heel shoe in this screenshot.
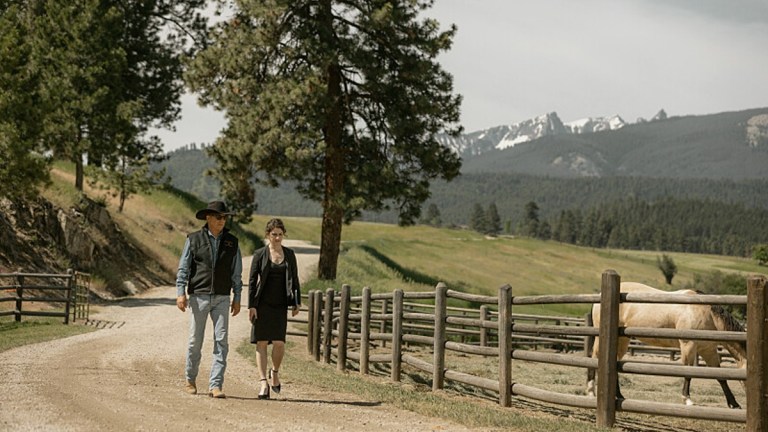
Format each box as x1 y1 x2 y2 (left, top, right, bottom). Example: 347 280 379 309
269 369 281 394
257 378 270 400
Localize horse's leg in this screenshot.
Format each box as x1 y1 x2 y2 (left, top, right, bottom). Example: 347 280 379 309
699 345 741 409
615 337 630 400
586 337 598 396
679 341 696 406
587 335 629 400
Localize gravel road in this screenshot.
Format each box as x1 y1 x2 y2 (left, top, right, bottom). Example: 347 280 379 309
0 240 473 431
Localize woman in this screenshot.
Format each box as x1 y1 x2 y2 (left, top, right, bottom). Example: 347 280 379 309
248 218 301 399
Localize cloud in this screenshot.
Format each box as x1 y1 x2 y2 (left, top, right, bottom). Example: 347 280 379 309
648 0 768 25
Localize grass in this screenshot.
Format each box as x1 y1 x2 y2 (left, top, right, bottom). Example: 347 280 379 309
236 340 608 432
0 317 96 353
237 338 746 432
234 336 746 432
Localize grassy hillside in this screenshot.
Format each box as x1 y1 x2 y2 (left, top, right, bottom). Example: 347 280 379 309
41 162 262 291
36 167 765 315
158 145 768 228
245 214 765 316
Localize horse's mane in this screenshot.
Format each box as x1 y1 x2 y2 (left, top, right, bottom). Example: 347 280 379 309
710 305 745 332
711 305 747 357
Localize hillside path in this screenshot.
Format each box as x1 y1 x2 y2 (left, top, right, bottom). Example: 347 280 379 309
0 240 474 431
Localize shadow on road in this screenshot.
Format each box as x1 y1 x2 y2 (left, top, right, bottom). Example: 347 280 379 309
108 296 176 308
223 395 381 407
286 246 320 255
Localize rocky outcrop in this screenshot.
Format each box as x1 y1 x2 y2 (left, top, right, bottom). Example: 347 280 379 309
746 114 768 148
0 196 170 297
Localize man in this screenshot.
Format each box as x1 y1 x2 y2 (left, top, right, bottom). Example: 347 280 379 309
176 200 242 398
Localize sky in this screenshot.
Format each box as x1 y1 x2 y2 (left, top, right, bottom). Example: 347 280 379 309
156 0 768 152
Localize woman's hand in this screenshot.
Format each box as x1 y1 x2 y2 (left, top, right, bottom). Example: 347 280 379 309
291 306 299 317
249 307 257 323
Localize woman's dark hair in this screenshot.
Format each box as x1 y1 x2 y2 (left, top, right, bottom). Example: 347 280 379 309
265 218 286 236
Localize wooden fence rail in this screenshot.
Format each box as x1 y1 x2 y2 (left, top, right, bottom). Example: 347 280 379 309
0 269 90 324
300 270 767 430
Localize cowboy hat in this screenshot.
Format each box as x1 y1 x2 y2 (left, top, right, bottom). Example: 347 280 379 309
195 200 235 220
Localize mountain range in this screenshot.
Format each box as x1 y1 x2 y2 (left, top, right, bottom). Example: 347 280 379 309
457 107 768 180
438 109 674 159
157 106 768 225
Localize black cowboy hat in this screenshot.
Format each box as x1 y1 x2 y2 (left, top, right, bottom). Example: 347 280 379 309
195 200 235 220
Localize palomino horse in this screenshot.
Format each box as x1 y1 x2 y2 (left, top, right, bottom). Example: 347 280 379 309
586 282 746 408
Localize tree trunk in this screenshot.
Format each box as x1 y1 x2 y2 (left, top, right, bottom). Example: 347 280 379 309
318 61 344 280
317 2 344 280
74 153 84 191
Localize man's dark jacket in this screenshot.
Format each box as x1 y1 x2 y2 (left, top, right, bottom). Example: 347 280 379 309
186 226 239 295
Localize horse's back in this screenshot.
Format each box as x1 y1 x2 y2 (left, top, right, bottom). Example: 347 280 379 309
592 282 704 334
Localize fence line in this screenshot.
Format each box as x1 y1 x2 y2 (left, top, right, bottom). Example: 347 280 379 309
0 269 90 324
299 270 767 430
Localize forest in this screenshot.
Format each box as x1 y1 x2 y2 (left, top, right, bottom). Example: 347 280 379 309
159 146 768 259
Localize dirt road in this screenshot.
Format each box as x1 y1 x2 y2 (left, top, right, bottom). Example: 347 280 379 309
0 241 473 431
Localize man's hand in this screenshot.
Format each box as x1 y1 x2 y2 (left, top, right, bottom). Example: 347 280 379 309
176 295 188 312
291 306 299 317
231 302 241 317
248 307 257 323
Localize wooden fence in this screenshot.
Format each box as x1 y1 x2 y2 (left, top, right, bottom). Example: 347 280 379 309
297 270 767 430
0 270 91 324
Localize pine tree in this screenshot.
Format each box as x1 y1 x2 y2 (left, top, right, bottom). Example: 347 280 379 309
186 0 463 279
469 203 487 234
522 201 540 237
28 0 204 195
486 202 502 236
0 2 50 201
422 203 442 227
754 244 768 266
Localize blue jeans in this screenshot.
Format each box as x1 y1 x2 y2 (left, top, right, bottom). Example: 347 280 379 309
185 294 230 390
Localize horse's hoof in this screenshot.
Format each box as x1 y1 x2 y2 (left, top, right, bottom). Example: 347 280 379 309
684 399 694 406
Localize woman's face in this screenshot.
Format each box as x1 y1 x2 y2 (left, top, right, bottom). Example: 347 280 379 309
267 228 284 246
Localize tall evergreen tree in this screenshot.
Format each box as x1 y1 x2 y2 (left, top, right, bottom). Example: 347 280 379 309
28 0 205 195
422 203 442 227
754 244 768 266
520 201 540 238
0 2 50 200
186 0 463 279
469 203 487 234
486 202 502 236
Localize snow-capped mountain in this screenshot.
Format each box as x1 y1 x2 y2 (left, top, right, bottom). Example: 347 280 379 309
439 111 627 158
564 115 626 134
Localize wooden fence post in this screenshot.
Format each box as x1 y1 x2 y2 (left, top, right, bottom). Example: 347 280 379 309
380 298 388 348
479 305 489 347
361 286 371 375
312 290 323 361
307 290 315 354
391 289 404 382
338 284 351 371
15 274 23 322
498 284 512 407
323 288 335 364
433 282 447 390
596 270 620 428
747 275 768 432
64 269 73 324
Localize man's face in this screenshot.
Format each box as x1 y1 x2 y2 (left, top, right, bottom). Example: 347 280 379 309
206 213 227 234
